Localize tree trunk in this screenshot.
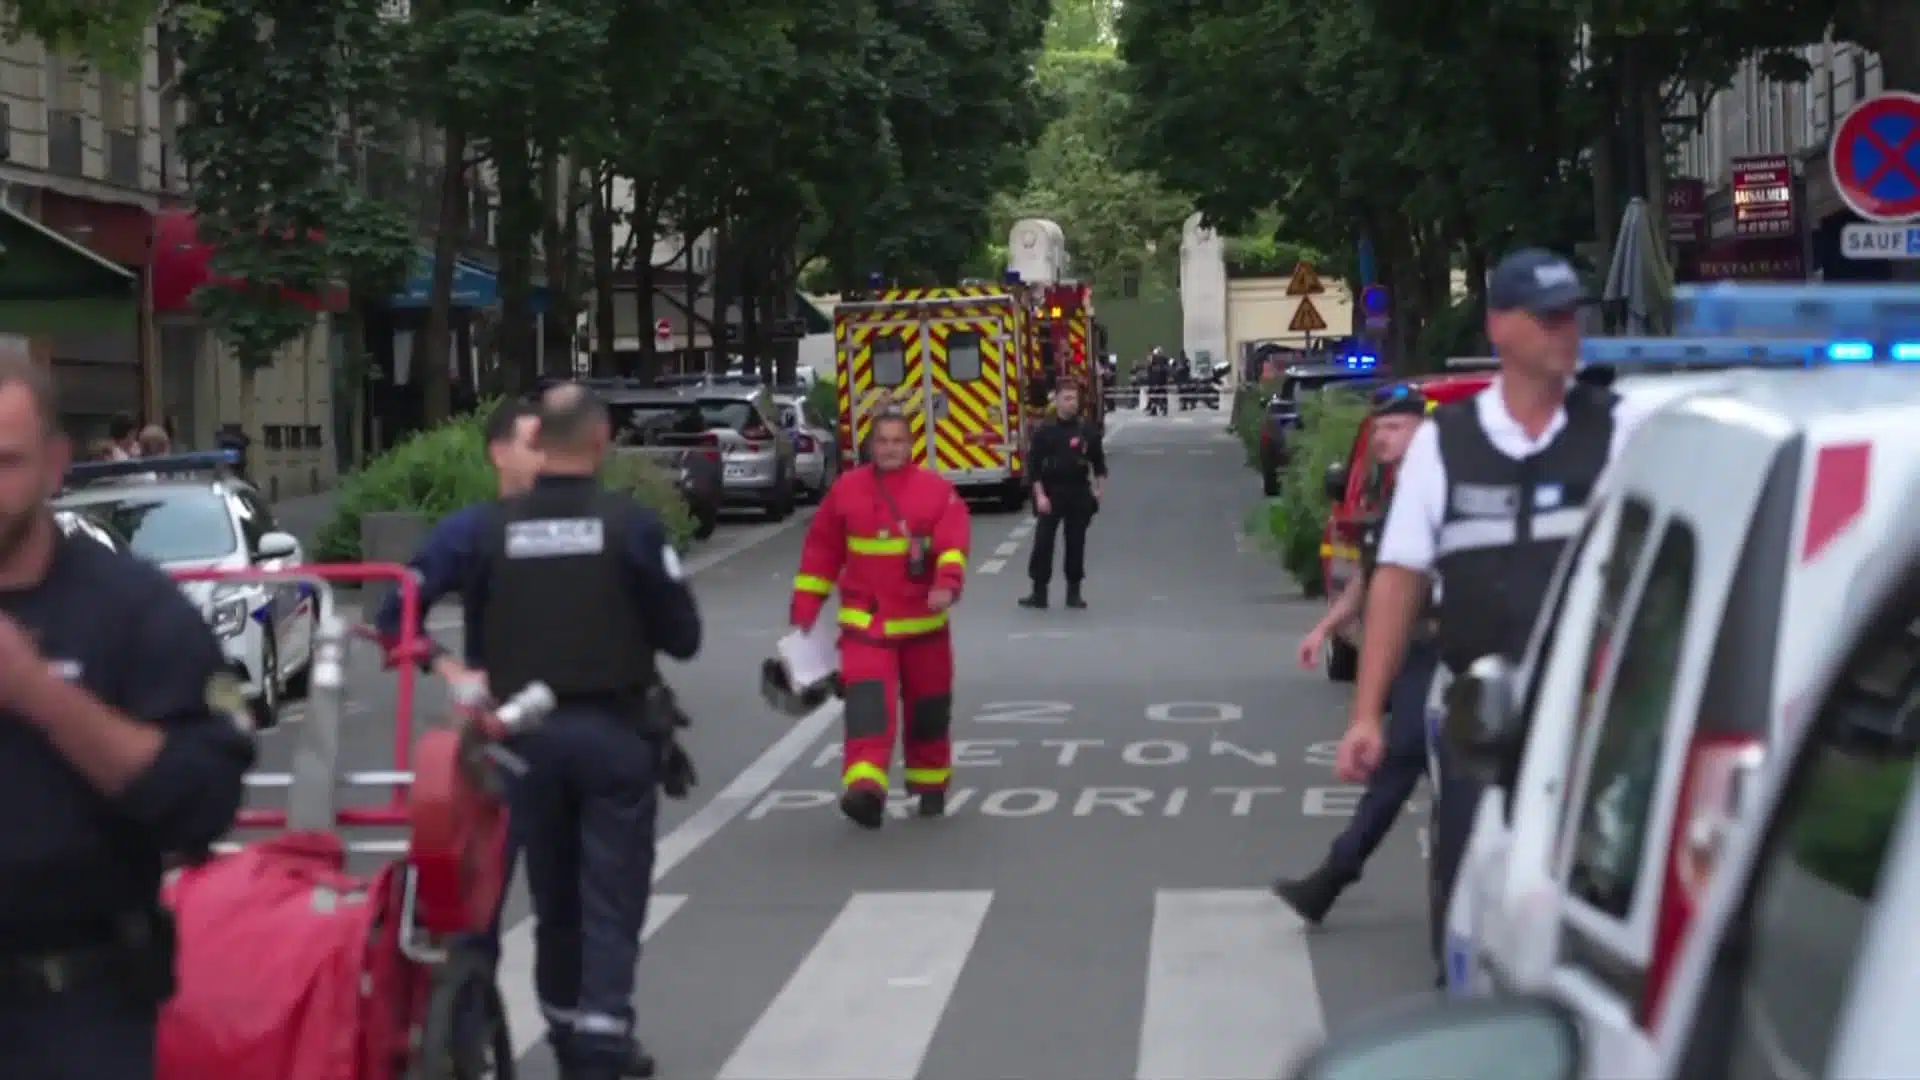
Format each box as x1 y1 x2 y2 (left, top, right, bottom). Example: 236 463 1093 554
496 130 538 395
422 125 468 427
591 172 616 377
711 214 734 376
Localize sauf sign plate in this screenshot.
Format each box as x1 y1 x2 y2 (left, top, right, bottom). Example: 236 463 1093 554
1840 223 1920 259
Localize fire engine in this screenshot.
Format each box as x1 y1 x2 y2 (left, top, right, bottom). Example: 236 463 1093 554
831 218 1107 511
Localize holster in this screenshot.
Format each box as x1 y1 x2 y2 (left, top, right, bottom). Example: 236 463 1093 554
0 907 176 1005
640 682 699 799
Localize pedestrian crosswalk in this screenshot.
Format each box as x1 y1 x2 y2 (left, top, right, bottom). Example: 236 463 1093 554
501 886 1428 1080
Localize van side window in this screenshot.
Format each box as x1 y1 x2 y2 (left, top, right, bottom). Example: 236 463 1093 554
1679 600 1920 1080
947 332 982 380
1566 517 1695 918
872 337 907 387
1517 499 1653 732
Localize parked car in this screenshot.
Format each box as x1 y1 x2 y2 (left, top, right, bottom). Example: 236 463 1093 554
605 390 724 539
693 386 798 520
56 453 317 731
775 392 840 500
55 508 130 552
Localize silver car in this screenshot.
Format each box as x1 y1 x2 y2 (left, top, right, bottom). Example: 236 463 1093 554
776 394 840 500
694 387 798 521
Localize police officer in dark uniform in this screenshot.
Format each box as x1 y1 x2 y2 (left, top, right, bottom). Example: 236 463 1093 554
1146 349 1171 415
1173 352 1194 410
0 356 253 1078
1334 249 1652 988
1019 381 1106 611
378 385 700 1078
1270 383 1435 923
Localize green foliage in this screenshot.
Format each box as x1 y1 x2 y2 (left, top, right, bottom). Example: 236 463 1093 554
1230 379 1280 467
805 378 839 429
3 0 160 74
315 408 694 561
1791 753 1911 900
1277 392 1367 596
1223 235 1329 279
175 0 414 373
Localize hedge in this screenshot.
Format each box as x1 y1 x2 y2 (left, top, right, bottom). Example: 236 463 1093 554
314 405 695 561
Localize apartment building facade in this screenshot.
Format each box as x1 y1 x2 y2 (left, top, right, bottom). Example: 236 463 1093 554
1673 41 1896 282
0 28 340 498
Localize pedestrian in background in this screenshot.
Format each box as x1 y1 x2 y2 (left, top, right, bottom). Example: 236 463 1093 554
137 425 171 457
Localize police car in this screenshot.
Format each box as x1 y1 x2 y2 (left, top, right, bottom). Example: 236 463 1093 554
1293 407 1920 1080
55 452 317 730
1439 290 1920 1059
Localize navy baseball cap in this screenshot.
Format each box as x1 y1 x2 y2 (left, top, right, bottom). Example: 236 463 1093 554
1369 382 1428 418
1487 248 1587 315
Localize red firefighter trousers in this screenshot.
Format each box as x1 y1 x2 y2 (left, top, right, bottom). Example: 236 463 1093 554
839 629 954 796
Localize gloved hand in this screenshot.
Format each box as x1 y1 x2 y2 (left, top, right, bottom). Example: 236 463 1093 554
660 739 698 799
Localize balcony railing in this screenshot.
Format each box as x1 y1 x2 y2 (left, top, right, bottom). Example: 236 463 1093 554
47 109 83 176
107 129 140 187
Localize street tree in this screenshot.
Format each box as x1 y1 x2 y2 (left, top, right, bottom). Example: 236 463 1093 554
5 0 164 73
175 0 414 429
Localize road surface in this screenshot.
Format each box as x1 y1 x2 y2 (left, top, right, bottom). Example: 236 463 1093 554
246 409 1437 1079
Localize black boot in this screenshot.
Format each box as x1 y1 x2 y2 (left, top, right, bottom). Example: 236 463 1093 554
1270 864 1355 925
1018 585 1048 609
839 787 886 829
624 1040 658 1078
1065 583 1086 609
918 789 946 817
556 1037 656 1079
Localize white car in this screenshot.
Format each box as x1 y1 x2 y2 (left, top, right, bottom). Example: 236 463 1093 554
776 393 840 499
1440 363 1920 1069
57 463 318 731
1291 449 1920 1080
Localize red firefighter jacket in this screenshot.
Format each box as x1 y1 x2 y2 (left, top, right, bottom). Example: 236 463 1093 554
790 463 971 639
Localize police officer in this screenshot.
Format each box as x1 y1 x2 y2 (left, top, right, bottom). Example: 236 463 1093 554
1270 384 1434 923
1173 352 1194 410
1334 248 1654 988
1146 349 1171 415
0 356 253 1077
378 386 700 1079
1019 382 1106 611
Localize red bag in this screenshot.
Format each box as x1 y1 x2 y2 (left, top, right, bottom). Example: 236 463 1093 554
157 832 414 1080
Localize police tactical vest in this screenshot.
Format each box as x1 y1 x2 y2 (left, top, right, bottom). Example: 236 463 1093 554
1432 385 1614 673
480 482 654 701
1042 419 1091 486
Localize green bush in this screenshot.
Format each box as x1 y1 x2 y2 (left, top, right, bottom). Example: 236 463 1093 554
1231 377 1283 468
1791 753 1912 899
805 377 839 428
1275 391 1367 596
314 405 695 561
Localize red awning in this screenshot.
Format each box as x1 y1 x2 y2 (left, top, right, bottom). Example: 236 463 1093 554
151 210 347 314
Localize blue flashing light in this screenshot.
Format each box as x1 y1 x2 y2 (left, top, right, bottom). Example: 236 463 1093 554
866 271 884 287
1827 341 1874 363
1892 342 1920 363
1345 354 1376 369
65 450 240 486
1580 337 1824 369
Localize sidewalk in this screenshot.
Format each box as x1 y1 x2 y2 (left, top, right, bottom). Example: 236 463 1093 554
273 490 338 550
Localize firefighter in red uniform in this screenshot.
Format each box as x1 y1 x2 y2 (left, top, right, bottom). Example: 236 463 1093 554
790 409 972 829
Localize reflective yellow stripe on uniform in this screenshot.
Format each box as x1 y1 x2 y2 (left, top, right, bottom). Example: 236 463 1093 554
843 761 889 790
837 608 949 636
848 535 911 555
936 550 965 569
904 766 949 786
794 573 834 595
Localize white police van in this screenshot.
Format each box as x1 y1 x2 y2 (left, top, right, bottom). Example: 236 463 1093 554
1436 286 1920 1072
1289 371 1920 1080
56 452 318 730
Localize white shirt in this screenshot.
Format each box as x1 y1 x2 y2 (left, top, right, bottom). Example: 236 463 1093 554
1376 378 1658 574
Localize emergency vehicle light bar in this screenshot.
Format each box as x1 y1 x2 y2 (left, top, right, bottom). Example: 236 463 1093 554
1675 283 1920 340
1580 337 1827 368
65 450 239 486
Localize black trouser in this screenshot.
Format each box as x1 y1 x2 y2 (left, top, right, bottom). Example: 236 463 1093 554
516 704 661 1078
1029 485 1095 588
1429 665 1484 982
0 982 157 1079
1147 386 1168 414
1324 642 1439 880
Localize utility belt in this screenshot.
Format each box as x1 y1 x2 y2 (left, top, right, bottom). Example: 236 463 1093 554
0 907 175 1004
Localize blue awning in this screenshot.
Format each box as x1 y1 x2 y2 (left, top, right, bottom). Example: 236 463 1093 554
388 254 550 313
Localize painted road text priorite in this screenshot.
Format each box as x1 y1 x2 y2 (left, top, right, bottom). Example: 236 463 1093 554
745 702 1432 822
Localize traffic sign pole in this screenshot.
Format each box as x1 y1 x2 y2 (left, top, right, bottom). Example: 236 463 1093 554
1831 91 1920 223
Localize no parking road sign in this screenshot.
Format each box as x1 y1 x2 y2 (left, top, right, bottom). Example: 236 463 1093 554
1832 91 1920 222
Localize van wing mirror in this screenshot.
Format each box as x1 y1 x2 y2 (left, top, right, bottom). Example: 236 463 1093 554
1323 461 1349 502
1443 655 1525 780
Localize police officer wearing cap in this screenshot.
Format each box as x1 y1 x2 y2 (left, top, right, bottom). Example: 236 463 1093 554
1019 381 1106 610
1333 248 1656 988
1271 382 1435 924
389 383 699 1079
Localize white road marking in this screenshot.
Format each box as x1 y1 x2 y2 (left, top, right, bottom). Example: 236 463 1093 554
993 542 1020 557
1136 889 1325 1080
1138 449 1165 456
717 891 993 1080
499 696 844 1055
502 893 689 1058
979 559 1007 575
